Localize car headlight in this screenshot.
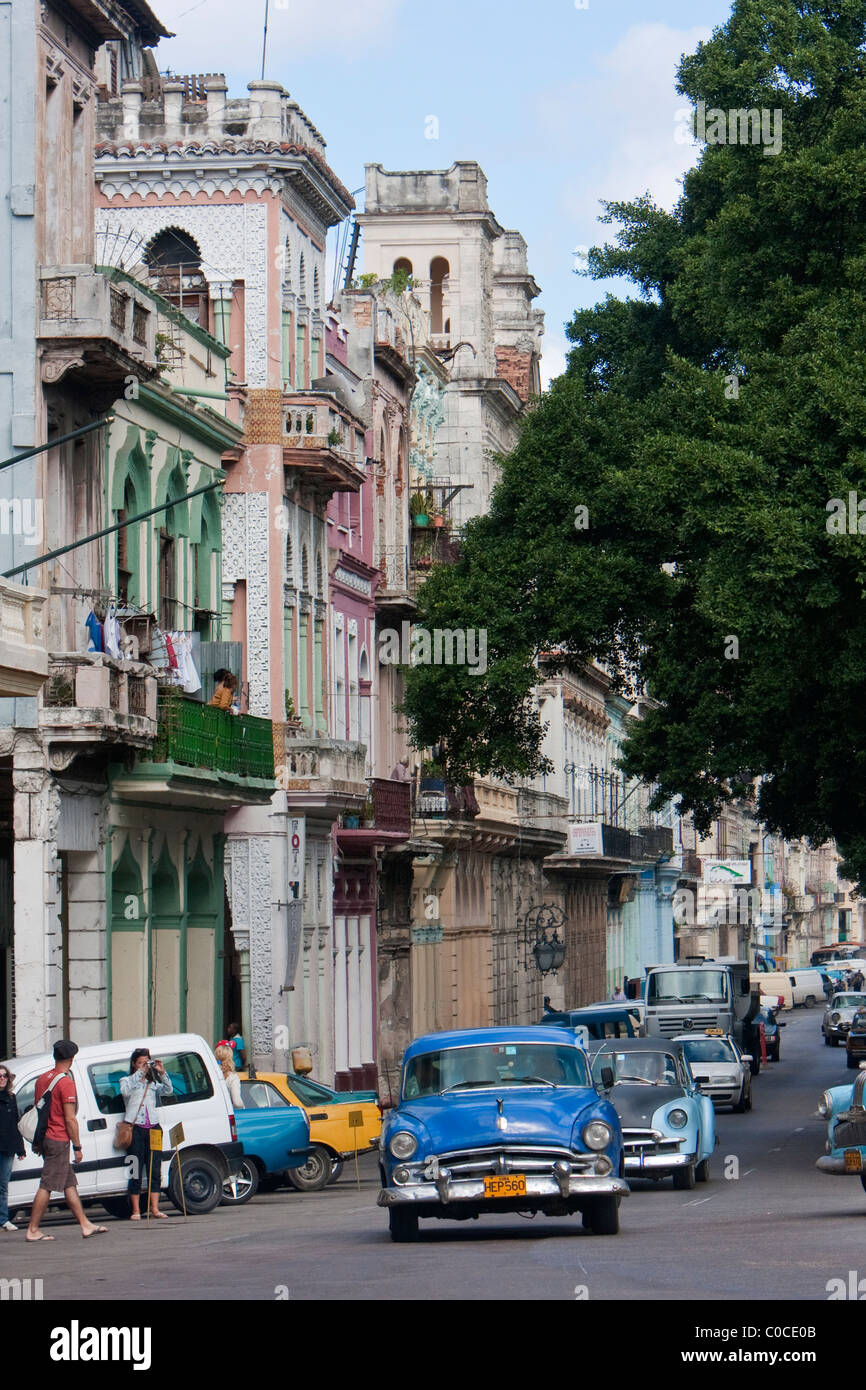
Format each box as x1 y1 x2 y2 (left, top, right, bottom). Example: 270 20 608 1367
718 1076 738 1086
831 1013 841 1024
668 1108 689 1129
818 1092 832 1118
582 1120 613 1151
389 1130 418 1160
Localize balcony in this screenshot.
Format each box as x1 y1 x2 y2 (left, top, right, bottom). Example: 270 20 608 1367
282 393 367 493
109 690 275 808
680 848 702 879
0 580 48 697
40 653 158 748
409 526 461 597
637 825 675 860
337 777 411 849
275 735 368 814
38 266 158 390
377 545 415 615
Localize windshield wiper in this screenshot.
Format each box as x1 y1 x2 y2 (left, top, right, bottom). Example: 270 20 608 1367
439 1081 495 1094
508 1075 558 1088
616 1075 654 1086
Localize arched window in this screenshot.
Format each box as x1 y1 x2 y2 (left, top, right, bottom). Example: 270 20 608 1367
430 256 449 334
145 227 208 325
116 476 137 604
393 256 413 279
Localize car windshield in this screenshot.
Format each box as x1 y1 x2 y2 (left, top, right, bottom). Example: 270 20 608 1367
832 996 866 1010
286 1074 337 1105
596 1050 680 1086
647 970 728 1004
403 1042 589 1098
681 1039 736 1063
852 1012 866 1029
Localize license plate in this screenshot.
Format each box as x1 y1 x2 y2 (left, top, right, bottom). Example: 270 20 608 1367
483 1174 527 1198
844 1149 863 1173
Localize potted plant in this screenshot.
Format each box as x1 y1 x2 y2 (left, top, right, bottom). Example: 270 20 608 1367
420 758 446 792
327 427 343 447
362 795 376 828
285 690 302 729
432 512 445 528
410 490 432 527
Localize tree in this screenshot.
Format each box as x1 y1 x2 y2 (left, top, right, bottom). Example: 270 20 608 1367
402 0 866 888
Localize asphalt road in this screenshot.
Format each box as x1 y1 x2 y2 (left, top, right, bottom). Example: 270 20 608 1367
2 1008 862 1301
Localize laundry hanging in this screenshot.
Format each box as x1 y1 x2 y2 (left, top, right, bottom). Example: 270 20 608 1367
84 611 103 653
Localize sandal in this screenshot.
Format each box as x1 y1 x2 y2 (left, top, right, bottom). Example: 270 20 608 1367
82 1225 108 1238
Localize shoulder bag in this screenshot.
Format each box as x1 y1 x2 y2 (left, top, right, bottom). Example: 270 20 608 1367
18 1074 64 1155
114 1082 150 1151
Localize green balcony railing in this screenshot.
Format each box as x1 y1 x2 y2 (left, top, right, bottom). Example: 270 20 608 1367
151 691 275 781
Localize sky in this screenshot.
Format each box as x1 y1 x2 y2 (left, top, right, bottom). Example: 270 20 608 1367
149 0 736 384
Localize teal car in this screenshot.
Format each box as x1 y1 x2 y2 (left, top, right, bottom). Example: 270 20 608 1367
816 1067 866 1188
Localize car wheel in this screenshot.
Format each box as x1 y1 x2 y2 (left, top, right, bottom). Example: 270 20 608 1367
584 1196 619 1235
824 1033 832 1046
102 1195 133 1220
749 1055 760 1077
695 1158 711 1183
221 1159 260 1206
328 1158 344 1185
168 1153 223 1214
744 1085 753 1113
732 1092 746 1113
804 995 817 1008
673 1164 696 1191
285 1145 332 1193
388 1207 419 1243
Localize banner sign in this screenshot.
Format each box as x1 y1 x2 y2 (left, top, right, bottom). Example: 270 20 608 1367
568 822 603 855
288 817 305 899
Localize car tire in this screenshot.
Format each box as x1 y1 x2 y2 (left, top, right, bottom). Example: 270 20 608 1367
220 1159 260 1206
102 1195 133 1220
673 1164 696 1190
388 1207 419 1243
804 995 817 1008
328 1158 344 1185
744 1085 753 1112
749 1055 760 1077
285 1144 332 1193
695 1158 711 1183
584 1196 619 1235
732 1092 747 1113
167 1153 223 1214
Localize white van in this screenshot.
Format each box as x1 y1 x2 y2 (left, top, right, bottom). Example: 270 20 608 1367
3 1033 242 1219
787 969 828 1008
752 972 794 1010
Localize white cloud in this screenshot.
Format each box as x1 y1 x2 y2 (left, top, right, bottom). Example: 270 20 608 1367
153 0 406 73
536 22 710 236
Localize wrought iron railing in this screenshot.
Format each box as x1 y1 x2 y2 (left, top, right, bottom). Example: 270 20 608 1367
369 777 411 834
151 690 274 779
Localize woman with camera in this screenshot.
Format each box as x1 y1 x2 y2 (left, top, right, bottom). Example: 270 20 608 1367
119 1048 174 1220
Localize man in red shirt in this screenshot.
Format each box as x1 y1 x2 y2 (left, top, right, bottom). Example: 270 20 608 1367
25 1040 107 1241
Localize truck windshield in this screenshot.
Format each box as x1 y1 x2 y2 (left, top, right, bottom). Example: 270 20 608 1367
648 970 728 1004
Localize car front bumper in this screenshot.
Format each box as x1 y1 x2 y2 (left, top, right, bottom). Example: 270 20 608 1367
816 1155 865 1176
378 1173 629 1206
623 1151 694 1173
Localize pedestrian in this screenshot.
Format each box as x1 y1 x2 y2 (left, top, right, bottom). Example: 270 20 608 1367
214 1045 244 1109
26 1040 107 1241
119 1048 173 1220
390 756 411 781
853 970 864 992
542 995 553 1014
209 669 238 711
218 1023 246 1071
0 1064 25 1231
611 983 627 1002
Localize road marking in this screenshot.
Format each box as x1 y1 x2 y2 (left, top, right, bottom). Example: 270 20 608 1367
794 1127 804 1132
743 1168 756 1176
685 1196 714 1206
769 1147 781 1152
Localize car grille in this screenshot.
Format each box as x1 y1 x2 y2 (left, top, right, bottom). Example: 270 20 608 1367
652 1013 721 1036
622 1127 682 1156
834 1118 866 1149
433 1146 597 1178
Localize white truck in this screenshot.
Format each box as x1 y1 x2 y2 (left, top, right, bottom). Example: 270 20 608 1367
643 957 761 1067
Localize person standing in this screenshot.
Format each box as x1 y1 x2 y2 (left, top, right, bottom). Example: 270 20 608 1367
0 1065 25 1231
222 1023 246 1071
119 1048 173 1220
26 1040 107 1241
214 1046 244 1109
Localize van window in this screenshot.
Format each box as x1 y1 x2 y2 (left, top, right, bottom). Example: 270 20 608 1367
88 1052 214 1116
240 1081 290 1109
14 1076 37 1116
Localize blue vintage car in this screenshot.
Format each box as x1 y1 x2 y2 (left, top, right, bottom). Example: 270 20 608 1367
816 1067 866 1188
377 1025 628 1242
221 1087 312 1204
589 1038 716 1188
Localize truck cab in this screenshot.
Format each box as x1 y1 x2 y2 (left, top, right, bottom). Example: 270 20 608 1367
643 957 759 1059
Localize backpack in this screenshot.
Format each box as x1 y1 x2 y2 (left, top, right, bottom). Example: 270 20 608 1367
18 1074 64 1156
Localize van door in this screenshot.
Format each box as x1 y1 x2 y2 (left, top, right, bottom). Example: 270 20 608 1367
81 1054 138 1195
8 1072 43 1211
10 1063 103 1209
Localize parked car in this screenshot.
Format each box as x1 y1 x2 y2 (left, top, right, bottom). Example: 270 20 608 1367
589 1037 716 1190
846 1011 866 1069
822 993 866 1047
788 969 828 1008
6 1033 243 1218
539 1003 644 1040
239 1072 381 1190
755 1005 785 1061
816 1068 866 1190
222 1089 312 1204
378 1026 628 1242
672 1033 753 1112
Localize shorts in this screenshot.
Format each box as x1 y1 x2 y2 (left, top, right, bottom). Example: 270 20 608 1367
39 1137 76 1193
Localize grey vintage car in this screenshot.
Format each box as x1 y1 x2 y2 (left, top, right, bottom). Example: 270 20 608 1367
822 993 866 1046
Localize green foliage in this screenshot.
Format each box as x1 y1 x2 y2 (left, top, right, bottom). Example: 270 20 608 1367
402 0 866 888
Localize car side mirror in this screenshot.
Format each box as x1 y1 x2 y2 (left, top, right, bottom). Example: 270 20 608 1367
741 1056 753 1064
600 1067 614 1091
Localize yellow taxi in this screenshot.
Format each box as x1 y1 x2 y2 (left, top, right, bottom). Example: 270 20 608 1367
238 1071 382 1191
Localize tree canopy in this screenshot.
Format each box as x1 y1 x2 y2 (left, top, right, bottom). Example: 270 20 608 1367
402 0 866 888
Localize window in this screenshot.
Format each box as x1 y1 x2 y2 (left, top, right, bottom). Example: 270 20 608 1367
116 478 135 603
403 1042 589 1099
239 1080 290 1109
285 1073 336 1105
158 529 176 630
13 1076 37 1117
429 256 449 334
145 228 208 327
87 1052 214 1116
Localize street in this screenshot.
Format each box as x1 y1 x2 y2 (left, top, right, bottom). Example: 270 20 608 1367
2 1009 862 1302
